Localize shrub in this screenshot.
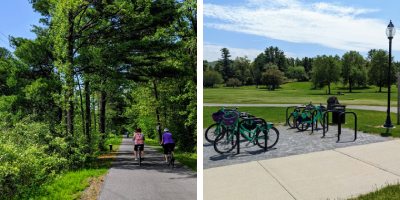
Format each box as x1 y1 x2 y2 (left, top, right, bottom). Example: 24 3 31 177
204 70 223 87
225 78 242 88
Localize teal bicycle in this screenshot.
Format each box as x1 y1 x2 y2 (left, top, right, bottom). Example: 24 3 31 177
296 104 326 131
205 108 238 143
213 116 279 154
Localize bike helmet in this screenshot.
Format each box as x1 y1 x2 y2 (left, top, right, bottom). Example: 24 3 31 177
163 128 169 132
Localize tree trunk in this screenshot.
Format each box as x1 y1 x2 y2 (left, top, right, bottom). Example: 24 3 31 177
99 90 106 137
66 10 75 136
328 83 331 94
92 94 97 133
349 80 352 93
153 80 161 141
76 75 85 136
85 80 91 143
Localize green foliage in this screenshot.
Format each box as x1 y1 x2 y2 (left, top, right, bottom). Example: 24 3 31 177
0 119 67 199
225 78 242 88
261 66 285 90
286 66 308 81
204 70 223 88
233 56 253 85
367 49 396 92
342 51 367 92
216 48 234 82
311 55 341 94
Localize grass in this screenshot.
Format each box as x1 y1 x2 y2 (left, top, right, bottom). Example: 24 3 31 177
146 138 197 171
204 106 400 138
349 184 400 200
204 82 400 106
31 134 123 200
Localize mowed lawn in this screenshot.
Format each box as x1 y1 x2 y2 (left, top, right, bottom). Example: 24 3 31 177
204 82 399 106
204 106 400 138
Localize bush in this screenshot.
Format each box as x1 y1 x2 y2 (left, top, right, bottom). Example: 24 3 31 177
204 70 223 87
261 68 284 90
225 78 242 88
286 66 308 81
0 120 67 199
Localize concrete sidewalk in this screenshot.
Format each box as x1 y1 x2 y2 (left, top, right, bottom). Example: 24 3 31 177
204 140 400 200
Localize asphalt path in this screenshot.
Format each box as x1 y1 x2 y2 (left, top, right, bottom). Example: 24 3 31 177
204 103 398 112
99 138 196 200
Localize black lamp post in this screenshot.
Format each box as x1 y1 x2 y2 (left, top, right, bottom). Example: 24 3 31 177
384 20 396 128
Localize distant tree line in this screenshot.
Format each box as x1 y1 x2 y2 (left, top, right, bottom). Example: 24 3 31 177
203 46 400 94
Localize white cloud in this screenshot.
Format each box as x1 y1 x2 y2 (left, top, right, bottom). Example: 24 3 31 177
204 0 399 52
203 43 263 61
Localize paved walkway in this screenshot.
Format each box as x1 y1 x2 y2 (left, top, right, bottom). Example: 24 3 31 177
204 103 398 113
204 139 400 200
204 125 390 169
99 138 196 200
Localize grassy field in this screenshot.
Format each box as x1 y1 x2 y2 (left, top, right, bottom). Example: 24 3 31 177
204 106 400 137
146 138 197 171
31 134 123 200
204 82 399 106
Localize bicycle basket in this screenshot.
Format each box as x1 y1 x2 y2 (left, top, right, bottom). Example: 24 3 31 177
222 111 239 126
212 111 224 122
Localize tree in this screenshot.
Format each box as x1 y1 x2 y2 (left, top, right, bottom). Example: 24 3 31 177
204 70 223 87
261 65 284 90
368 49 396 92
216 48 233 82
311 55 341 94
225 78 242 88
232 56 252 85
341 51 367 92
286 66 308 81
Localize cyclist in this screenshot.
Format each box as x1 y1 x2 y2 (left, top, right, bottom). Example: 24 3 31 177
133 128 145 160
160 128 175 163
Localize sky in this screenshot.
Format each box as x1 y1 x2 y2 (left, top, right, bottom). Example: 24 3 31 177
204 0 400 61
0 0 42 51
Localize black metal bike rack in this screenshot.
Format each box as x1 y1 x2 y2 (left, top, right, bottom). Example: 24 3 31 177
338 112 357 142
236 117 267 154
322 110 335 137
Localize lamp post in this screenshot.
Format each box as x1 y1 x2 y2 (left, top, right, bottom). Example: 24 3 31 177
384 20 396 128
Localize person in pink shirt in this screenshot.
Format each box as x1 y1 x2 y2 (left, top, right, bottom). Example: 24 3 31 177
133 128 145 160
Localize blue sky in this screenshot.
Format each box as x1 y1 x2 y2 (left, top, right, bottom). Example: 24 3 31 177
204 0 400 61
0 1 41 51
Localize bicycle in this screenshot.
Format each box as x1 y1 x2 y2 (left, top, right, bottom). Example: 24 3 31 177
167 150 175 169
205 107 238 143
295 104 326 132
213 117 279 154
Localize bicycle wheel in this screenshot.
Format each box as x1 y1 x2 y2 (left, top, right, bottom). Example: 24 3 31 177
296 119 310 131
287 113 296 128
205 123 222 143
213 130 237 154
170 154 175 169
256 127 279 149
138 152 142 166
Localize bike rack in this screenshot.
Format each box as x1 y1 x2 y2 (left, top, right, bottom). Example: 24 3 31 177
322 110 335 137
338 112 357 142
236 117 267 154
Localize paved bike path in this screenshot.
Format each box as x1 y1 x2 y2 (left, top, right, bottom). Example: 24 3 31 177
204 139 400 200
99 138 196 200
204 103 397 113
